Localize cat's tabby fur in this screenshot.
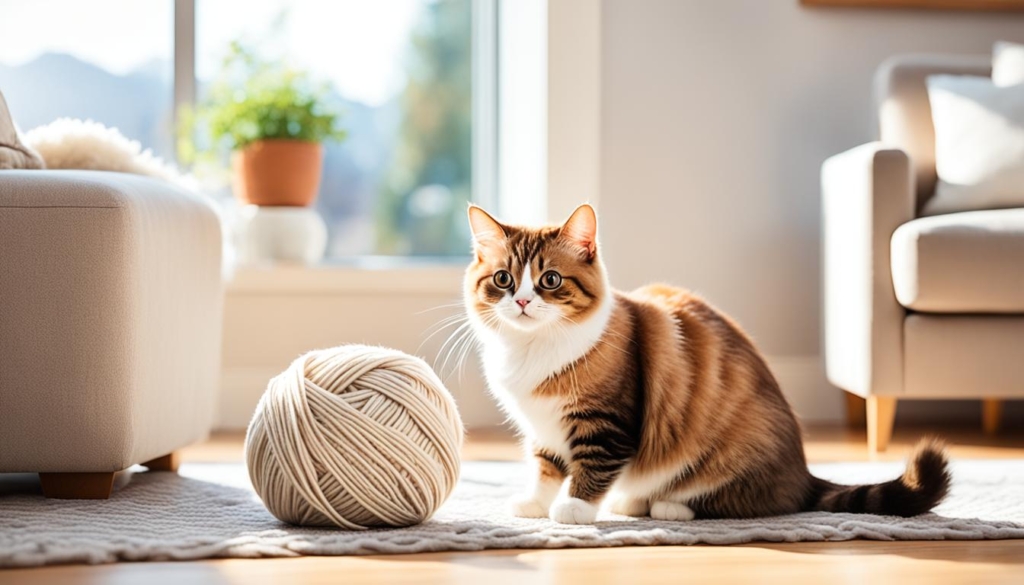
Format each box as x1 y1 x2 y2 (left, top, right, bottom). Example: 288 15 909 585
464 204 950 525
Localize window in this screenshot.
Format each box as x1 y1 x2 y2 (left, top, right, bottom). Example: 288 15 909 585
0 0 175 159
197 0 486 258
1 0 495 260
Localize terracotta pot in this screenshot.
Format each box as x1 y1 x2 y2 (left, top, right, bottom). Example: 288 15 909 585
231 139 324 207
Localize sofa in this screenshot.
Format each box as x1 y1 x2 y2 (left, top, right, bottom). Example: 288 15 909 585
821 54 1024 453
0 170 223 497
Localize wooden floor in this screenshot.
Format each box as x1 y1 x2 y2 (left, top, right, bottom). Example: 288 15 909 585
4 424 1024 584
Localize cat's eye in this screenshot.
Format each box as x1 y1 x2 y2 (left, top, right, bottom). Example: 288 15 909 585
539 270 562 290
493 270 514 289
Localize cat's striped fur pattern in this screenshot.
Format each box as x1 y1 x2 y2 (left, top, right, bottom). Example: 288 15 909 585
464 204 950 524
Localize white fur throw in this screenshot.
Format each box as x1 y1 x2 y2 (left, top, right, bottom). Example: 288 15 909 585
19 117 235 277
23 118 194 189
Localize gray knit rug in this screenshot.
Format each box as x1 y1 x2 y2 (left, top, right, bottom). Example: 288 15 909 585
2 459 1023 567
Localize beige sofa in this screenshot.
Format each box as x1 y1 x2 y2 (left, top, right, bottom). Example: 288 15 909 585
0 170 223 497
822 54 1024 453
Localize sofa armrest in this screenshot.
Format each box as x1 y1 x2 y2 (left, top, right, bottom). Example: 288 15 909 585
821 143 914 397
0 170 223 471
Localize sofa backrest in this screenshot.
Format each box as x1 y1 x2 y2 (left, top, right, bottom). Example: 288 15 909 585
873 54 990 210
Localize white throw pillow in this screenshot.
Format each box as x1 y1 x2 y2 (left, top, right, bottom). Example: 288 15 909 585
993 41 1024 87
922 74 1024 216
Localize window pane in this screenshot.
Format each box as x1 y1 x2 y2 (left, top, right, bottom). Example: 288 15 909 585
196 0 475 258
0 0 174 159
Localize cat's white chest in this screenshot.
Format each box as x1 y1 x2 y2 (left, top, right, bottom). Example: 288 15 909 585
471 293 613 462
480 343 572 459
509 393 571 460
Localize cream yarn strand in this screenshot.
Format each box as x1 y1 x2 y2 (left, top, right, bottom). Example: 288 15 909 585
245 345 465 529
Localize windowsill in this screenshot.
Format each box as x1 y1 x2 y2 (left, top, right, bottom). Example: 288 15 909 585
226 257 471 296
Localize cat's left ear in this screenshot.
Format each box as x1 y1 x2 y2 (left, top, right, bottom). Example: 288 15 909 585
560 204 598 261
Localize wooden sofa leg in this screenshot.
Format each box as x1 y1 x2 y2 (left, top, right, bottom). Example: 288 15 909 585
142 452 180 472
39 472 115 499
844 392 866 428
867 396 897 453
982 399 1003 436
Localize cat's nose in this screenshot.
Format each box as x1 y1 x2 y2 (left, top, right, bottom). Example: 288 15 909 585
516 299 530 309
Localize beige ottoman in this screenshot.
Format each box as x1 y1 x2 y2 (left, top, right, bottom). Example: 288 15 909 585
0 170 223 498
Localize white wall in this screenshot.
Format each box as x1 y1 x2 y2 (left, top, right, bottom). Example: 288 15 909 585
218 266 501 430
598 0 1024 422
218 2 1024 431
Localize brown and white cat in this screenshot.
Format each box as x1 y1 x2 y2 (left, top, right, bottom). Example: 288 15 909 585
463 203 950 525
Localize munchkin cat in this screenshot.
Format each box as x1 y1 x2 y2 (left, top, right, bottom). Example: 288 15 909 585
463 203 949 525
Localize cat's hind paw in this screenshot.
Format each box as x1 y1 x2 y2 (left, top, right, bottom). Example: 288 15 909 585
550 497 599 524
609 495 650 517
509 496 549 518
650 501 695 521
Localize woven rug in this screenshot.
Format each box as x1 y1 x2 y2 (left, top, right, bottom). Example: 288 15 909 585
2 459 1023 567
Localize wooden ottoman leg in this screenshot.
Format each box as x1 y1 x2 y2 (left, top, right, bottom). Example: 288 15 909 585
982 399 1003 436
142 452 180 472
39 472 115 499
866 396 897 454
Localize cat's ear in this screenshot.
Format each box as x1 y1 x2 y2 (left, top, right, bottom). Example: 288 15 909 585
560 204 598 260
468 205 506 256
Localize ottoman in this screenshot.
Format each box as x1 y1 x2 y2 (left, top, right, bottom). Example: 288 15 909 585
0 170 223 498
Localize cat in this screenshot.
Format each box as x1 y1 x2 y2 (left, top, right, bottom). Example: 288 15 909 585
463 203 950 525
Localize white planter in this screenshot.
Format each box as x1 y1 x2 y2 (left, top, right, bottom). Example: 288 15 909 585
235 205 328 265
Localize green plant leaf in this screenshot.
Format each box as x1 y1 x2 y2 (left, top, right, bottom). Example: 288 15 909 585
177 38 347 164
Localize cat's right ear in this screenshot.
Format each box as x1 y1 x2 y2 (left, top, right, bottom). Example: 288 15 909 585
468 205 506 258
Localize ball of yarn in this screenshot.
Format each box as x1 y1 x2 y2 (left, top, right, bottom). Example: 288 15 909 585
244 345 464 529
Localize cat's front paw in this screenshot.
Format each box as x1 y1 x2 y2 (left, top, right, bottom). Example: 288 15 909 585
549 497 599 524
509 495 549 518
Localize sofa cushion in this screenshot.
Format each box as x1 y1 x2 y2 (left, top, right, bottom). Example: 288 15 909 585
904 314 1024 398
890 209 1024 313
994 41 1024 87
922 75 1024 216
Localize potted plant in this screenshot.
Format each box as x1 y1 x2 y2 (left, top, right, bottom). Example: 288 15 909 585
179 41 346 207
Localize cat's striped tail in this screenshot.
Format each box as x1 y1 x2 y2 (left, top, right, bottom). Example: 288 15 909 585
808 438 951 517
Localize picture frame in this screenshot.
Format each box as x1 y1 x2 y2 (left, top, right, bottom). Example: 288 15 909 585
802 0 1024 10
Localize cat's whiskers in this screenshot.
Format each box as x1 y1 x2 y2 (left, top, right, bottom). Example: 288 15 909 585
565 314 635 345
563 314 632 358
453 310 501 381
415 300 468 315
556 317 594 370
416 312 471 356
437 308 500 381
449 312 492 381
436 320 477 377
421 312 468 337
551 320 584 404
